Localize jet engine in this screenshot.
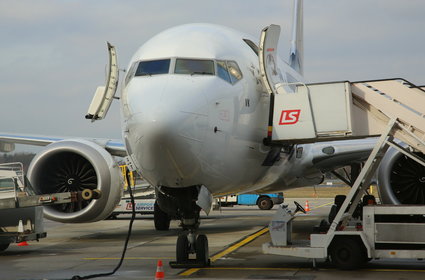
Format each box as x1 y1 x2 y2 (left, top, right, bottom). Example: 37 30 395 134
378 147 425 204
27 139 123 223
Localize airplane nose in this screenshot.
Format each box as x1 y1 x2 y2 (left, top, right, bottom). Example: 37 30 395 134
125 77 210 187
135 108 177 170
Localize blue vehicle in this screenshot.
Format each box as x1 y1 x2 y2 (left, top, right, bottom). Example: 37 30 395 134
219 193 284 210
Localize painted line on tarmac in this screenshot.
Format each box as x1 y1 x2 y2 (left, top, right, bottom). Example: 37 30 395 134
312 201 332 209
193 266 425 273
200 267 313 271
83 257 173 260
179 227 269 277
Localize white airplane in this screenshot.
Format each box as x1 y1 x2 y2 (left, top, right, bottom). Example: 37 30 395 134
0 0 423 266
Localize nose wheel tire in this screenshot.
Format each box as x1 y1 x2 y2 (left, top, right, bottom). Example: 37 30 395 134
173 233 210 268
176 234 189 263
196 234 210 266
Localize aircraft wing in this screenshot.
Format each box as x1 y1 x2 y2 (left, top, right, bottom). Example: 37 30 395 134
0 133 127 157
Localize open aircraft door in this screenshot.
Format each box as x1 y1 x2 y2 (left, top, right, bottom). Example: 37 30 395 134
259 25 316 142
260 25 356 144
85 42 119 122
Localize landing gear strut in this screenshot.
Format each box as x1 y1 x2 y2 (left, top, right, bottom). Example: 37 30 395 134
170 210 210 268
156 185 211 268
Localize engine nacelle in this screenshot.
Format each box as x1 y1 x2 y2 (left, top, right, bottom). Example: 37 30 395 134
27 139 123 223
378 147 425 204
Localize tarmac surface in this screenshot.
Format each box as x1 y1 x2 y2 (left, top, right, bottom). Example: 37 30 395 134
1 198 425 280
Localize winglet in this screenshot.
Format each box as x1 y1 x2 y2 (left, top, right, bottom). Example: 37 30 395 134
288 0 303 76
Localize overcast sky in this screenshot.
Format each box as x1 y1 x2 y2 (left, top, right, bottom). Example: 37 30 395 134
1 0 424 153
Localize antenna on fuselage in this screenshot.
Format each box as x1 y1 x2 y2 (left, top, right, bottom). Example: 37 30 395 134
288 0 303 76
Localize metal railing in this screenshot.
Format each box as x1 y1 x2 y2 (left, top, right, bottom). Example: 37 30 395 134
0 162 25 200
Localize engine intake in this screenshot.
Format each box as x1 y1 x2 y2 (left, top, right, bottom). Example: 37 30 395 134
27 139 123 223
378 147 425 204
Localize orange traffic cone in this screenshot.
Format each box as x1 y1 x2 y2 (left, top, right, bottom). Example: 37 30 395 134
17 241 29 246
155 259 165 280
304 200 311 212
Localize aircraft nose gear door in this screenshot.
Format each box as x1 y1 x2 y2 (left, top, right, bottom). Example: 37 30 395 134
259 25 316 142
85 42 119 122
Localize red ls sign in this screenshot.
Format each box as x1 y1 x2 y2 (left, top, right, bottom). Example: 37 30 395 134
279 109 301 125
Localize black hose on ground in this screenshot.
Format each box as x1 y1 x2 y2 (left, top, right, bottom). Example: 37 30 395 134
70 169 136 280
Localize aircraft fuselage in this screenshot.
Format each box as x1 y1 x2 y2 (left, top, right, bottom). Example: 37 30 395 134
121 23 322 196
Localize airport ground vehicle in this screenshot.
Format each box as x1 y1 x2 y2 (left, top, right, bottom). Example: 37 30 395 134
108 189 155 219
0 162 98 252
218 193 284 210
108 165 155 219
263 119 425 269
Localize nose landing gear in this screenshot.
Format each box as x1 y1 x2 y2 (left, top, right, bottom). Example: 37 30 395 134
173 231 210 268
170 226 211 268
156 185 211 268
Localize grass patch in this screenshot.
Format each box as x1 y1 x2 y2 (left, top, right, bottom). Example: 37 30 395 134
283 184 379 198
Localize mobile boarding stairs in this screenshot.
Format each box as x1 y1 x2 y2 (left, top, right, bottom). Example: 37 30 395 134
259 25 425 269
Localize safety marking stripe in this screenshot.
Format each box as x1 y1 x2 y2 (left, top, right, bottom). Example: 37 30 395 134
190 266 425 273
312 201 333 209
179 227 269 276
366 268 425 273
200 267 321 272
82 257 173 260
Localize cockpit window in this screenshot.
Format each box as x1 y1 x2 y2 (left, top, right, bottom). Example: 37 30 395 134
135 59 170 76
217 60 231 83
124 61 138 85
175 59 215 75
216 60 242 84
129 58 243 86
226 61 243 83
